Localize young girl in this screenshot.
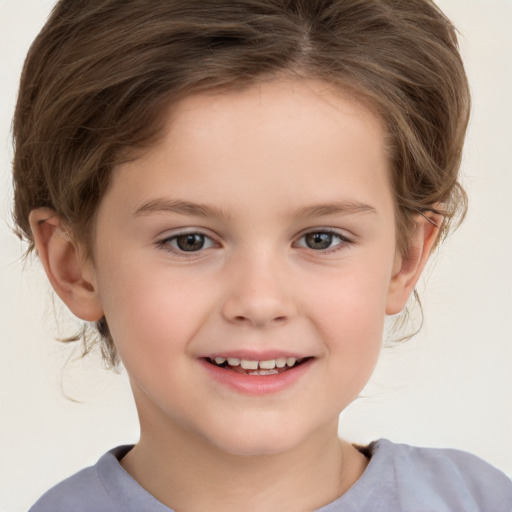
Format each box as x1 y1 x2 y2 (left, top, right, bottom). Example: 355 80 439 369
9 1 512 511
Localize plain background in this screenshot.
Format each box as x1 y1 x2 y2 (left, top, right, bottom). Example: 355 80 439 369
1 1 511 510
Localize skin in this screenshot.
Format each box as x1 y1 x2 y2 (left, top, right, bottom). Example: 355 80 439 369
30 78 439 511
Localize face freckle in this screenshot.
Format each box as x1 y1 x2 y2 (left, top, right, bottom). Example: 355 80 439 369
91 78 400 456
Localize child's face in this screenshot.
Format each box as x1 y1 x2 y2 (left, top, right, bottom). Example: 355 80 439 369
89 79 404 455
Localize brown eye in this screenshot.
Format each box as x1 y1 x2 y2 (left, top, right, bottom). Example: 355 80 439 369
175 234 206 251
304 232 334 250
157 231 216 255
295 230 349 253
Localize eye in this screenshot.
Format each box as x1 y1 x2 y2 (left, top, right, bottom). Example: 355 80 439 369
158 232 216 253
175 233 208 252
295 230 349 252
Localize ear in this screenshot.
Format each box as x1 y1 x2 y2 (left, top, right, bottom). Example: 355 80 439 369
29 208 104 322
386 212 442 315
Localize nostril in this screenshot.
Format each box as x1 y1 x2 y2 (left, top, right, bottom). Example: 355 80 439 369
231 315 287 326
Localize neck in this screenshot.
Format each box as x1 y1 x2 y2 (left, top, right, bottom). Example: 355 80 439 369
121 415 368 512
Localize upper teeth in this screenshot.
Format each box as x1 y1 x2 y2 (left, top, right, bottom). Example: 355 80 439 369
213 357 299 369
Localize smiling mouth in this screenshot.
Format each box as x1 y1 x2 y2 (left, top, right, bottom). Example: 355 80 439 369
205 356 310 376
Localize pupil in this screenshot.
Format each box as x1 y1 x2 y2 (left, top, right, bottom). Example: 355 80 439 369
306 232 332 250
177 234 205 251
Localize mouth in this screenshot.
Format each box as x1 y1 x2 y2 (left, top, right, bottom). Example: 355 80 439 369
200 353 314 395
204 356 311 376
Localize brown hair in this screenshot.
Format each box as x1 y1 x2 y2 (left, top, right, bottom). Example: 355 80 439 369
12 0 470 366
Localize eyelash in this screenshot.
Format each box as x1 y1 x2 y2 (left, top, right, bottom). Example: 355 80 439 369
294 229 351 254
155 231 217 257
155 229 352 257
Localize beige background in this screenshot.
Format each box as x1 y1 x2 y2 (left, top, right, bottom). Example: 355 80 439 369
1 1 511 510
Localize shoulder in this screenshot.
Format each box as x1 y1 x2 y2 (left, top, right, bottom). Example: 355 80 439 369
29 465 109 512
29 446 134 512
372 439 512 512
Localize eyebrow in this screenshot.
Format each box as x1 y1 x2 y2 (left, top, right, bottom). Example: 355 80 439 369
134 198 377 221
292 201 377 219
133 198 232 221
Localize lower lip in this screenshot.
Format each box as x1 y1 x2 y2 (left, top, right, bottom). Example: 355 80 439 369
199 358 314 396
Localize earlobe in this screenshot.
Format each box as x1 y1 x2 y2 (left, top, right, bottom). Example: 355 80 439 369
28 208 104 322
386 212 442 315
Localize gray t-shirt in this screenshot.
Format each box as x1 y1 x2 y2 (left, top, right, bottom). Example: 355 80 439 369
29 439 512 511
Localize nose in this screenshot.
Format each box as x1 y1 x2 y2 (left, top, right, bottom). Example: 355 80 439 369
221 252 297 328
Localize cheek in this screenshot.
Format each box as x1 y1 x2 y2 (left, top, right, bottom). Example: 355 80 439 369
96 261 212 360
307 263 391 388
312 262 391 336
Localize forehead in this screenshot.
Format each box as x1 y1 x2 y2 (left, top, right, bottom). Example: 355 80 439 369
103 78 393 224
165 79 384 164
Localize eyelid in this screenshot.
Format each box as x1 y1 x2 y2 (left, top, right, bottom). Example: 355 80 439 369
293 228 353 253
155 228 219 256
154 227 353 257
